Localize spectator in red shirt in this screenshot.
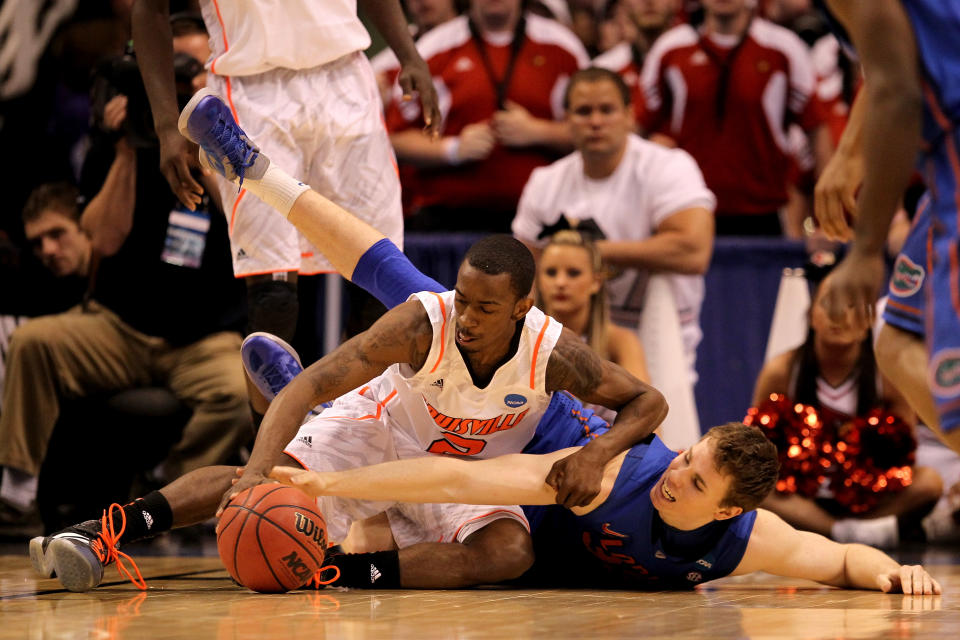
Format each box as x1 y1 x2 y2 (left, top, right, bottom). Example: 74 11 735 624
386 0 589 232
639 0 823 236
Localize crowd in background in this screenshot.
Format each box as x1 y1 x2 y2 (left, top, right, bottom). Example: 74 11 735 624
0 0 958 550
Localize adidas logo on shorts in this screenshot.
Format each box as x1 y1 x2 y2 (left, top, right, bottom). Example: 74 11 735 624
370 564 382 584
431 379 444 388
236 248 248 261
297 435 313 448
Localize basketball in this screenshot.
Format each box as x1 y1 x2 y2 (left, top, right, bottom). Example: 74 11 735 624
216 483 328 593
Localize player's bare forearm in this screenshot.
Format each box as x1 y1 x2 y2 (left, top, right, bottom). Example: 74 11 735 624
247 301 433 475
546 329 667 463
131 0 179 133
846 0 922 255
272 450 574 506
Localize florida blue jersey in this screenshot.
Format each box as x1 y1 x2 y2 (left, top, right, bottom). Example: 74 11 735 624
521 392 756 589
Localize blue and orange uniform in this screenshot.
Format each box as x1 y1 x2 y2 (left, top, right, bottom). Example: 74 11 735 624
520 392 755 589
873 1 960 433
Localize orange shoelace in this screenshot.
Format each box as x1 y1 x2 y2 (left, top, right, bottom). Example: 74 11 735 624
306 565 340 589
91 504 147 590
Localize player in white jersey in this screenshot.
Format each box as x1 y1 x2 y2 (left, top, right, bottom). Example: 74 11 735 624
30 90 668 592
512 68 715 383
131 0 439 354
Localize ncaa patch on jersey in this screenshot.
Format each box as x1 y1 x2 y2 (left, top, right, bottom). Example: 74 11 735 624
504 394 527 408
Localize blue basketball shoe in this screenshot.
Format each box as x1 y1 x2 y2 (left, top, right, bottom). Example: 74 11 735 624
241 332 304 402
177 88 270 187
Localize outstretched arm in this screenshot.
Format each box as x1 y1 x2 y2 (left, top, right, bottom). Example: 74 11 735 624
733 509 941 594
270 447 624 516
544 328 668 508
220 300 434 512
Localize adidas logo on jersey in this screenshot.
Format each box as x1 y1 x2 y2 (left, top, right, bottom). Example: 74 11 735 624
297 435 313 447
431 379 444 388
370 564 382 583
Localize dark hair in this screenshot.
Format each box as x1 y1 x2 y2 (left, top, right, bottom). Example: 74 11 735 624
463 234 536 300
706 422 779 511
22 182 82 225
793 272 879 415
563 67 632 110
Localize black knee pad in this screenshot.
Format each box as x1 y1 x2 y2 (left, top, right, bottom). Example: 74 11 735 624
246 280 298 342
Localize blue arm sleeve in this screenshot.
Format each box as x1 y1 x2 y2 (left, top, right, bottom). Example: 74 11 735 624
350 238 446 309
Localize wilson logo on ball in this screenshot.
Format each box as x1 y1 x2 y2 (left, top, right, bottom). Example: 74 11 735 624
281 550 313 581
294 512 326 547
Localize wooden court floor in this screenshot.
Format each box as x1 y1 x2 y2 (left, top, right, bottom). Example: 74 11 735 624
2 551 960 639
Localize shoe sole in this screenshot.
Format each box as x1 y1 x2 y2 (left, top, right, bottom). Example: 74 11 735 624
49 538 104 592
177 87 219 142
29 536 55 578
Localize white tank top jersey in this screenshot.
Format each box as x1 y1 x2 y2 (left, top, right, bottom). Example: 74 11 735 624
200 0 372 77
370 290 564 459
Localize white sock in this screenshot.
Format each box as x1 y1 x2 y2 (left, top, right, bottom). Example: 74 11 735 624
242 163 311 218
831 515 899 549
0 466 38 510
921 497 960 543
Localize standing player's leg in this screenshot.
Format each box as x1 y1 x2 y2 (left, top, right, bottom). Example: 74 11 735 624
924 201 960 453
875 197 941 430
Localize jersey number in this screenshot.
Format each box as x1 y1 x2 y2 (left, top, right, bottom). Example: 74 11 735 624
427 433 487 456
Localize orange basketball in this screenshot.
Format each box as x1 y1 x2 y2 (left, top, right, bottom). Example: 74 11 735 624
217 484 327 593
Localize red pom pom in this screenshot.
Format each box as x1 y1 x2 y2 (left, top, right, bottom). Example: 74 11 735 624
745 397 916 513
744 394 825 497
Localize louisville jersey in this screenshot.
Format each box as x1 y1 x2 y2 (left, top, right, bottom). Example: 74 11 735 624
385 13 588 213
522 400 756 589
369 290 563 459
200 0 370 77
639 18 820 215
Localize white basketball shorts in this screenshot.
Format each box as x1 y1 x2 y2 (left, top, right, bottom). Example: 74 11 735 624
207 51 403 276
283 387 528 547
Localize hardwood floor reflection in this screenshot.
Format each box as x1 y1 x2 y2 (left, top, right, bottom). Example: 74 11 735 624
1 555 958 639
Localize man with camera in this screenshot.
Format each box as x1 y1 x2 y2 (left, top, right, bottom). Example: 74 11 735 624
0 22 252 538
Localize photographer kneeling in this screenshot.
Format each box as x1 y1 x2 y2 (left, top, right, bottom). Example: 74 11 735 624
0 19 252 536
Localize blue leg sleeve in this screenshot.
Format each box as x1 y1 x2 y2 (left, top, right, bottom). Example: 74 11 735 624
350 239 446 309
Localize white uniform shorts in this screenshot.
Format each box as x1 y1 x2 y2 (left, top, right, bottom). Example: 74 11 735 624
282 387 529 547
207 51 403 276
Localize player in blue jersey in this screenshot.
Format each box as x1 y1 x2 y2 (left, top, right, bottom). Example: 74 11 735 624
814 1 960 455
271 397 941 595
